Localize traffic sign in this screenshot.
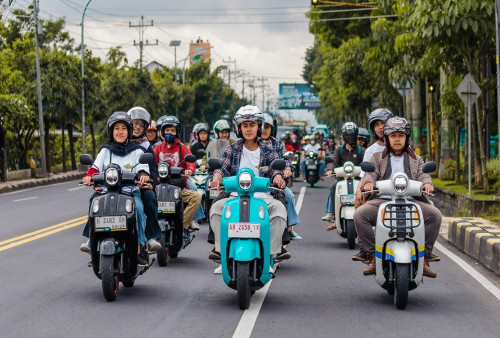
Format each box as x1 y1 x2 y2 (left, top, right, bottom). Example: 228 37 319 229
456 73 482 105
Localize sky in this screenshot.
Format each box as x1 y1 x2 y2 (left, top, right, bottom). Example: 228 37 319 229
2 0 315 107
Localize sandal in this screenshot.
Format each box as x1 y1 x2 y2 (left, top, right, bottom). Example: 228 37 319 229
326 222 336 231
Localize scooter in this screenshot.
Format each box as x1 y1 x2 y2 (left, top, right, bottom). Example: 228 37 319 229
361 161 437 310
304 151 319 187
189 149 210 221
290 150 301 179
79 153 154 302
155 154 197 266
325 159 361 249
209 158 286 310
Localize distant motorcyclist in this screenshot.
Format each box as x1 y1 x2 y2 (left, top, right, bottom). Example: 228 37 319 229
203 119 236 168
146 120 161 148
353 117 441 277
290 134 301 151
300 135 326 181
357 127 370 149
190 122 211 160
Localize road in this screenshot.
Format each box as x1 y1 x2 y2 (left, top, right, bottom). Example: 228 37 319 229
1 180 500 338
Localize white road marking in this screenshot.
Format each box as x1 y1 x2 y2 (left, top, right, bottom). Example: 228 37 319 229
232 186 307 338
68 186 85 191
12 196 39 202
434 242 500 301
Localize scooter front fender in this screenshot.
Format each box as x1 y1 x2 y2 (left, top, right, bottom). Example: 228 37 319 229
341 206 355 220
385 240 413 263
100 239 116 255
228 238 261 261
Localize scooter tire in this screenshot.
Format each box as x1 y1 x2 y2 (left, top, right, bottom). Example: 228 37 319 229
237 261 251 310
156 238 169 267
346 220 356 250
101 255 119 302
394 263 410 310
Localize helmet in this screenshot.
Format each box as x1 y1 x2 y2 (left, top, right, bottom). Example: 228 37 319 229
156 115 168 132
368 108 394 139
384 117 411 150
233 105 264 138
341 122 358 146
262 113 278 138
280 133 287 140
106 111 133 143
148 120 157 132
291 134 298 141
127 107 151 138
357 127 370 144
160 115 181 137
213 119 231 139
193 122 210 139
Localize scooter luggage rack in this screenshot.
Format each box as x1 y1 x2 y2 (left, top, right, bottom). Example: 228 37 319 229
381 203 421 230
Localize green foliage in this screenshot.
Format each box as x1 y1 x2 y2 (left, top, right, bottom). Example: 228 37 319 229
486 158 499 179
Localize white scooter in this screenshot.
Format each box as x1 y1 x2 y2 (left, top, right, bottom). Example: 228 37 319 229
360 161 437 310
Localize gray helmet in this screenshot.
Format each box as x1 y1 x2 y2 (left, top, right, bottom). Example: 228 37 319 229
233 105 264 138
160 115 181 137
384 117 411 150
262 113 276 139
358 127 370 144
213 119 231 139
341 122 358 146
368 108 394 130
127 106 151 138
193 122 210 139
156 115 168 132
106 111 133 143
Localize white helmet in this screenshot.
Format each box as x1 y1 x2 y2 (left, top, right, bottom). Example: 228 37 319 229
233 105 264 138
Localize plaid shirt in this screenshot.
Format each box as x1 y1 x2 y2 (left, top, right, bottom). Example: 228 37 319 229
214 139 285 199
262 137 291 168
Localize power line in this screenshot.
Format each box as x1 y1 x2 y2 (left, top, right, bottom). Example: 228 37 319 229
129 16 158 69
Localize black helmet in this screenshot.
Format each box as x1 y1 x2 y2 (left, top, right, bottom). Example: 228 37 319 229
358 127 370 144
160 115 181 137
107 111 133 143
341 122 358 146
156 115 168 132
384 117 411 150
127 106 151 138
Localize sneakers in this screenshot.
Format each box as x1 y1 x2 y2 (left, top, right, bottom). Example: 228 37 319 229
146 239 161 254
276 247 291 261
189 220 201 231
321 213 333 222
289 229 302 240
352 249 370 263
137 246 149 267
208 249 221 261
213 265 222 274
80 240 91 254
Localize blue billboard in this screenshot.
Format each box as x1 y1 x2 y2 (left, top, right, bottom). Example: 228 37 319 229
279 83 321 110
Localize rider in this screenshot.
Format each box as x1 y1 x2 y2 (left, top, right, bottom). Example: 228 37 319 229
153 115 202 235
261 113 302 240
290 134 301 151
146 120 162 148
322 122 364 230
208 105 290 261
300 134 326 181
204 119 236 165
357 127 370 149
127 106 162 253
190 122 211 159
80 112 151 266
353 117 441 278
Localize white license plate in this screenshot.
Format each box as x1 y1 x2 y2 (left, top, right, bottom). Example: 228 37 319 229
228 223 260 238
340 194 355 205
159 201 176 213
95 216 127 230
209 189 221 199
307 165 317 170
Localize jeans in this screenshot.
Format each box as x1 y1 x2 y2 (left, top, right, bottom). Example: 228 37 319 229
141 189 162 240
324 182 337 214
187 179 205 221
300 160 326 177
285 186 300 226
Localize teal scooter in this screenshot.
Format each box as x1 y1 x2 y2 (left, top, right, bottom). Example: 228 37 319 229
209 158 286 309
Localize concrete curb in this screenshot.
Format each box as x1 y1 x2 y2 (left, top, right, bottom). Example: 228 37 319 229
448 218 500 275
0 172 83 194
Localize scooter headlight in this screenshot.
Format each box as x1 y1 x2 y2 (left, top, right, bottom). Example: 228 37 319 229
105 167 119 186
174 188 180 199
394 175 408 194
309 151 314 157
343 163 354 175
92 199 99 213
158 163 169 178
125 199 133 213
238 172 252 190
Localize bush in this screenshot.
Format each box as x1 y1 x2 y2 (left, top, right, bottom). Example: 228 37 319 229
486 158 499 178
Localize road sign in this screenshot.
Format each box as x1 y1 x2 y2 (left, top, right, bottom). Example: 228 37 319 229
456 73 482 105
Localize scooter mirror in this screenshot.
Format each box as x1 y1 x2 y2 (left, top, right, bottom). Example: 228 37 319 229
325 156 333 164
197 149 206 158
422 161 437 174
270 159 286 171
360 161 375 173
184 154 197 163
283 151 293 160
139 153 155 164
208 158 223 170
80 154 94 165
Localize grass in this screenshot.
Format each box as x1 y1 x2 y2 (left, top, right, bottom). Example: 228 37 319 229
432 178 496 201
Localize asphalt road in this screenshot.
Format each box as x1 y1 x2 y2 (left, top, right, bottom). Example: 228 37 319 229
1 180 500 338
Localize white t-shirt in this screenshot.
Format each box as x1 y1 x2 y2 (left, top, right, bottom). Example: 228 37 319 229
390 155 405 178
360 142 386 177
231 146 272 199
304 143 321 153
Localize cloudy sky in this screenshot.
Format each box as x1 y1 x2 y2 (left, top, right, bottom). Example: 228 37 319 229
3 0 315 104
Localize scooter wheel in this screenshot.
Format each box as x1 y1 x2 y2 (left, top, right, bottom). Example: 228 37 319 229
101 255 119 302
156 238 169 267
394 263 410 310
237 261 251 310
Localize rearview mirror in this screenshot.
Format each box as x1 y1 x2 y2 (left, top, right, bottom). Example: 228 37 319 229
325 156 333 164
208 158 223 170
422 161 437 174
79 154 94 165
360 161 375 173
139 153 155 164
184 154 196 163
197 149 206 158
270 159 286 171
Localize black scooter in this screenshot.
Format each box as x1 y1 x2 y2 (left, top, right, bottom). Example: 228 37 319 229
80 153 154 302
304 151 320 187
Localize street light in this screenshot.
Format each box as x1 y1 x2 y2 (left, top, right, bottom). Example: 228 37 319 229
81 0 92 154
169 40 181 83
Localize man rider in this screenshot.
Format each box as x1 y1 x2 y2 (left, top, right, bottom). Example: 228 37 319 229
300 134 326 181
290 134 301 151
322 122 364 230
353 117 441 278
261 113 302 240
209 105 290 261
357 127 370 149
153 115 202 235
190 122 211 159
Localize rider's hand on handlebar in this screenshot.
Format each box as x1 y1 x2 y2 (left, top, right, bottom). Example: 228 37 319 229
283 168 292 178
137 174 150 186
363 182 375 194
82 176 92 186
325 170 333 178
272 174 286 189
210 173 223 188
200 165 206 172
184 169 193 176
423 183 434 195
355 189 365 208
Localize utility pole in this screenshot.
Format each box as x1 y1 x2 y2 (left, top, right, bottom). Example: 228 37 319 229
223 57 236 87
81 0 92 154
33 0 47 176
129 16 158 69
495 0 500 195
260 77 267 110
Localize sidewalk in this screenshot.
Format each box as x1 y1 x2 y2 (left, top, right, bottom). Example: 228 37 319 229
0 170 84 194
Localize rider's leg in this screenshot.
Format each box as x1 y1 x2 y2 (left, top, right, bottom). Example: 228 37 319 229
181 188 202 229
318 160 326 177
187 179 205 221
266 199 288 256
132 189 147 247
414 200 442 256
353 198 383 254
209 197 231 253
141 189 162 240
284 187 299 226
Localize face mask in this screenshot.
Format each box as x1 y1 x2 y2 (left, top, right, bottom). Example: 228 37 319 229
164 133 176 143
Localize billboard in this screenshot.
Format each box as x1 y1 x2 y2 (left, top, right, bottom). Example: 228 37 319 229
189 40 211 66
279 83 321 110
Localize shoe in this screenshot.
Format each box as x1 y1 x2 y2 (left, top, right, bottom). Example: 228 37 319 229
289 229 302 240
321 213 333 222
362 255 376 275
137 246 149 268
269 266 274 274
146 239 161 254
326 222 336 231
427 253 441 262
352 249 370 263
208 249 221 261
276 247 291 261
189 220 201 231
80 240 91 254
319 176 325 181
183 229 190 239
423 258 437 278
213 265 222 274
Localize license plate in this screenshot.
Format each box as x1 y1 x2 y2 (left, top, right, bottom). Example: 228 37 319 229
209 189 221 199
340 194 355 205
158 201 176 213
95 216 127 230
228 223 260 238
307 165 317 170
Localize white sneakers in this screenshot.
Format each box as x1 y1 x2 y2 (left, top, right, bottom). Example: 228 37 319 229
80 240 91 254
189 220 201 231
147 239 161 253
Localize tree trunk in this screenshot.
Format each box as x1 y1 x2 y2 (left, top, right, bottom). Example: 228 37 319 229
455 121 461 184
438 72 455 179
61 122 67 172
90 123 96 158
0 125 6 182
44 122 51 174
410 80 423 155
68 124 76 170
471 104 481 187
475 99 489 192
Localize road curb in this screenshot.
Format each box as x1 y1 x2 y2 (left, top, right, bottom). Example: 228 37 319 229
447 218 500 275
0 172 83 194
